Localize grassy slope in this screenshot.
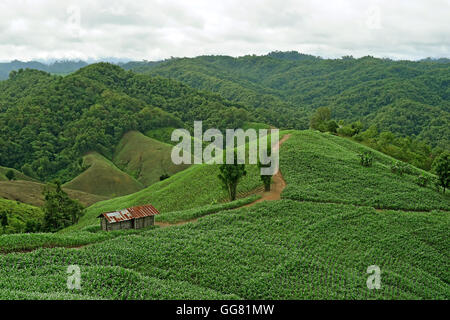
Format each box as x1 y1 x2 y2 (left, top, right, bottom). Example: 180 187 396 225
63 162 262 232
113 131 190 186
63 131 281 232
0 166 35 182
280 131 450 211
0 198 43 234
0 200 448 299
2 130 448 299
63 152 144 197
145 127 178 145
0 180 107 207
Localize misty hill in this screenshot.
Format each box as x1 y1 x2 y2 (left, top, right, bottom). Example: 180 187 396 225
0 60 89 80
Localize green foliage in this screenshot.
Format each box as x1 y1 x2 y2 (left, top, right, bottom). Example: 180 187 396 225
42 182 85 232
280 131 450 211
310 107 331 131
0 211 8 227
432 152 450 193
390 161 412 176
218 151 247 201
5 170 15 181
359 152 374 167
258 147 273 191
133 53 450 149
0 63 247 182
0 200 448 299
415 173 431 188
337 121 364 137
352 126 435 171
0 199 43 235
156 195 260 224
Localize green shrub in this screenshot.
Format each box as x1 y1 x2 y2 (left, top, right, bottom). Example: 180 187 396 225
391 161 412 176
358 152 373 167
415 174 430 187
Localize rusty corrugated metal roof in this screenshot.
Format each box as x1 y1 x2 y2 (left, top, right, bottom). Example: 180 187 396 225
98 204 160 223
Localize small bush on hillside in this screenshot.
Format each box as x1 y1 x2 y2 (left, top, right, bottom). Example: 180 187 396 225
0 211 8 228
160 173 170 181
391 161 412 176
359 152 373 167
415 174 430 188
432 177 442 193
5 170 15 181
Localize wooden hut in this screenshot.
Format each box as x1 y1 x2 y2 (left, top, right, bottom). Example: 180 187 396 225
97 204 159 231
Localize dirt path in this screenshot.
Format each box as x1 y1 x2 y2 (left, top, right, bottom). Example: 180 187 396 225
243 133 291 207
155 134 292 228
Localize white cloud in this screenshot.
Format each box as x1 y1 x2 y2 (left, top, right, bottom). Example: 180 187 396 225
0 0 448 61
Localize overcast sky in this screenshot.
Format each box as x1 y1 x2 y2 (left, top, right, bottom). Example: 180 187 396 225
0 0 449 62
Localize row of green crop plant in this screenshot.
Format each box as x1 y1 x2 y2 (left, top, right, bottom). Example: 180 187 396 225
280 131 449 211
0 200 448 299
0 226 157 253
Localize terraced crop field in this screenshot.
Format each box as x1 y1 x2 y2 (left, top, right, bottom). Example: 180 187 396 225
0 200 448 299
280 131 450 211
1 129 448 300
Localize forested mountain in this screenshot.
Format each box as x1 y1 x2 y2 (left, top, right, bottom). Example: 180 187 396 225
0 60 89 80
0 53 449 185
0 63 249 183
127 51 450 149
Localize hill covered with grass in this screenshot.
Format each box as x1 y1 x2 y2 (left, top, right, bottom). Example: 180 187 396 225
0 129 448 299
0 180 107 208
113 131 190 186
0 200 448 299
63 152 144 197
0 166 35 182
280 131 449 211
0 198 43 234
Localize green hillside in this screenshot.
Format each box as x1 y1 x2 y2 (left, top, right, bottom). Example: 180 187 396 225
63 152 144 197
0 201 448 299
63 131 278 232
63 161 261 232
0 130 448 299
113 131 190 186
0 63 248 183
280 131 449 211
0 180 107 208
0 198 43 235
131 52 450 149
0 166 35 182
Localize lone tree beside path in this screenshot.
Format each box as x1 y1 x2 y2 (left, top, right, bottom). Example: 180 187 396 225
433 152 449 194
218 151 247 201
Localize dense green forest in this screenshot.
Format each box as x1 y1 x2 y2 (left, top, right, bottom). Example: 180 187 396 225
0 63 249 182
126 51 450 149
0 52 449 184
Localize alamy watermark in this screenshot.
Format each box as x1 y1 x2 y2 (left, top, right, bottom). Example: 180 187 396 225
366 265 381 290
170 121 279 175
67 265 81 290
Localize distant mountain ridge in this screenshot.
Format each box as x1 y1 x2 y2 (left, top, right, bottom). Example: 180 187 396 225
126 52 450 149
0 60 89 80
